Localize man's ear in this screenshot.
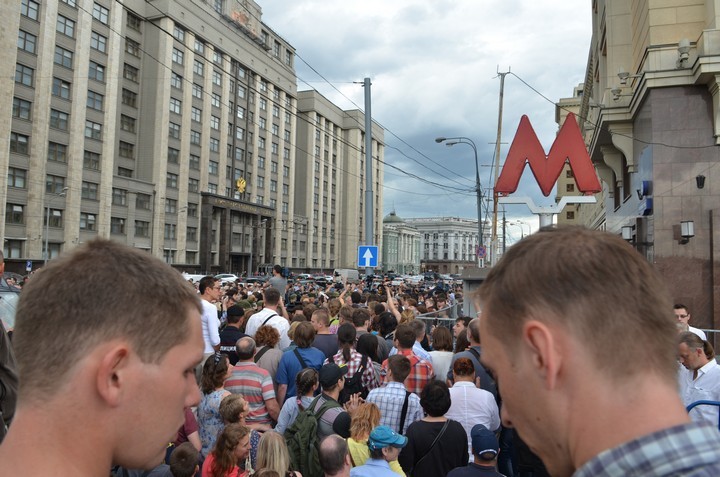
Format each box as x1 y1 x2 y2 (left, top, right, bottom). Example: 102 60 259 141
96 344 131 407
522 320 561 390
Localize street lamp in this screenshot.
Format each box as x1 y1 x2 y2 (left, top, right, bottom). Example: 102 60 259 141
435 136 484 267
44 187 69 265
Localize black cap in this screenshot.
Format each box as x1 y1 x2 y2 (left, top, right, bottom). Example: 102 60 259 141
319 363 348 388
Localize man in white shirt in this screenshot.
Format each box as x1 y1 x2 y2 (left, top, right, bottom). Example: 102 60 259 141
245 287 290 349
674 304 706 340
677 331 720 424
199 276 221 360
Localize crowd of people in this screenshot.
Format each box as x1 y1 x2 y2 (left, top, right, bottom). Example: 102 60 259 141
2 227 720 477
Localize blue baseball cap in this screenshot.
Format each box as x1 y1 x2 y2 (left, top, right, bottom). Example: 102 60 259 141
471 424 499 458
368 425 408 450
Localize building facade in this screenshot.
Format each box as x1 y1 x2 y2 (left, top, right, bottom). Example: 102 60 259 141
404 217 486 274
567 0 720 329
295 91 384 272
2 0 383 275
382 211 420 274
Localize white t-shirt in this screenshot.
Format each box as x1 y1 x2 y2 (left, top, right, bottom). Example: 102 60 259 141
201 299 221 354
679 359 720 425
246 307 290 350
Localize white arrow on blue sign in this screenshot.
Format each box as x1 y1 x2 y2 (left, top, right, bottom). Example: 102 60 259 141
357 245 379 268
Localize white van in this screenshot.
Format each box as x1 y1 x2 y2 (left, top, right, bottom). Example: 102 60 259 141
334 268 360 284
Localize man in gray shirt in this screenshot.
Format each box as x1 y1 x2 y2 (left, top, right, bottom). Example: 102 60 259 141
268 264 287 296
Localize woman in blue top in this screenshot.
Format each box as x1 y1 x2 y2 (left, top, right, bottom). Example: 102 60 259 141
198 352 232 458
276 322 325 403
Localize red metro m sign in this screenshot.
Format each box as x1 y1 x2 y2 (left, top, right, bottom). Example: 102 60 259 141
495 113 601 197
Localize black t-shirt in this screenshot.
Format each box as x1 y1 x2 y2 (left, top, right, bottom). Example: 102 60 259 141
312 333 339 360
447 463 506 477
218 326 247 365
399 419 468 477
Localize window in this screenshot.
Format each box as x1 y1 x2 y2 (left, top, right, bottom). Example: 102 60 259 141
46 175 66 194
12 98 32 120
54 46 74 68
125 38 140 57
270 180 277 192
211 93 220 108
57 15 75 38
566 183 575 192
122 89 136 107
126 11 141 31
83 151 100 170
10 133 29 154
4 240 23 259
188 178 199 192
283 166 289 177
271 142 279 155
194 39 205 55
164 224 176 240
192 83 203 99
87 90 104 110
208 183 217 194
112 188 127 206
5 204 24 225
210 115 219 130
258 156 265 169
15 64 34 87
235 127 244 140
187 202 198 217
119 141 134 158
92 3 109 24
259 79 268 92
259 117 266 130
213 50 223 65
258 137 265 149
89 61 105 82
189 130 200 145
49 109 69 131
168 122 180 139
171 72 182 89
282 202 288 213
238 85 246 98
123 63 138 82
45 209 64 228
169 97 181 114
80 213 97 231
566 211 575 220
52 77 71 99
136 193 151 210
167 172 178 189
165 148 179 165
110 217 126 234
282 184 289 195
191 106 201 122
135 220 149 237
120 115 135 132
257 177 265 189
208 161 219 175
85 120 102 140
285 50 293 66
189 155 200 170
259 98 267 110
117 167 132 178
48 142 67 162
271 161 278 173
18 30 37 54
212 69 221 86
255 195 263 204
21 0 39 20
193 60 204 76
187 227 197 241
273 41 280 58
8 168 27 188
165 199 177 214
172 48 184 65
209 138 219 153
173 25 185 42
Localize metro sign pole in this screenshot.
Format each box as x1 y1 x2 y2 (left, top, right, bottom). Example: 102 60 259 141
495 113 602 230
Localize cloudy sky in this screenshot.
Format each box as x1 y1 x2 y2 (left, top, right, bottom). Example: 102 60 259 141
261 1 592 243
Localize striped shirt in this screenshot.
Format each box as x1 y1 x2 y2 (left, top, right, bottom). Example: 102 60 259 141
225 361 276 425
324 349 380 392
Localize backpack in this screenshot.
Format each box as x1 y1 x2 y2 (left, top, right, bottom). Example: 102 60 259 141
284 395 341 477
331 355 368 405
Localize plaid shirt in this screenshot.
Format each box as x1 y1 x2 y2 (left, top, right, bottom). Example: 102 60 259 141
381 348 434 395
366 381 423 434
325 349 380 391
574 421 720 477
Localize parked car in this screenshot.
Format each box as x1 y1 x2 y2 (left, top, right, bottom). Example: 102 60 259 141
0 280 21 332
215 273 240 284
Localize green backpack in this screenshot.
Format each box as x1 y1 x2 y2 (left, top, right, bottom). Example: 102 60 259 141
284 395 341 477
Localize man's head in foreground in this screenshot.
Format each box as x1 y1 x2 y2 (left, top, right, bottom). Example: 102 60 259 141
5 239 204 472
477 226 679 476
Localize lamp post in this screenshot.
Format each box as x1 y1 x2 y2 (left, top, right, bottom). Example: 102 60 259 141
44 187 69 265
435 136 484 267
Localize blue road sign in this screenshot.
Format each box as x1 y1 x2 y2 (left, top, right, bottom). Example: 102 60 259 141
477 245 487 259
26 260 32 272
358 246 379 268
